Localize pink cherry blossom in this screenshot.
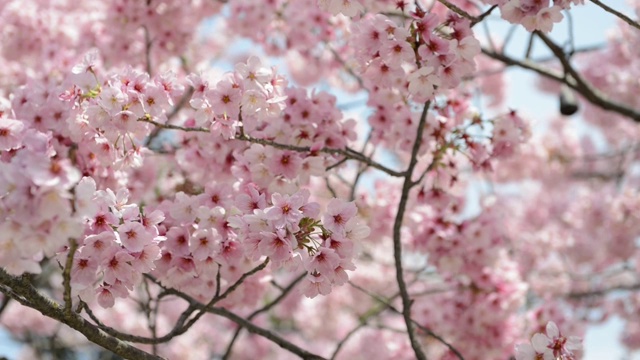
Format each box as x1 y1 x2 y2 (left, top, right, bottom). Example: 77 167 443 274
0 2 636 359
0 118 24 151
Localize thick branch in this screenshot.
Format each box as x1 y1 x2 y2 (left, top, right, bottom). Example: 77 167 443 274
62 239 77 315
0 295 10 317
0 269 162 360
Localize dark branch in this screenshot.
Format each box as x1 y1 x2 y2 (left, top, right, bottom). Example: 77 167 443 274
568 283 640 299
481 44 640 122
0 269 163 360
149 282 327 360
348 282 464 360
222 272 306 360
62 239 78 315
392 101 431 360
590 0 640 30
138 118 405 177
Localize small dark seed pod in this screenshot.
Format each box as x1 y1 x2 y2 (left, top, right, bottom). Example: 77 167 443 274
559 84 579 116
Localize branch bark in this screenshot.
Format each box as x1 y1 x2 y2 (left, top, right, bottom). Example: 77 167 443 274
481 44 640 122
0 269 163 360
590 0 640 30
392 101 431 360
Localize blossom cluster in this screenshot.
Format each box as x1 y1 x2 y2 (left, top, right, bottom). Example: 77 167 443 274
1 0 636 359
351 12 480 99
175 57 358 190
0 101 82 275
68 182 164 308
0 48 371 312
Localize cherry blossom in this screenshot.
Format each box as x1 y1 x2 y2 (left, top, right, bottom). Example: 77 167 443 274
0 1 637 359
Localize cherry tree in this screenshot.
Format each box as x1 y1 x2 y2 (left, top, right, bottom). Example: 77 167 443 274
0 0 638 359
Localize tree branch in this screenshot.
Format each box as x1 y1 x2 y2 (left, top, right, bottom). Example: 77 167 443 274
535 31 640 122
590 0 640 31
327 45 365 90
437 0 476 21
428 1 497 27
568 282 640 299
392 101 431 360
138 117 406 177
148 282 327 360
210 306 326 360
62 239 78 315
145 86 195 148
0 269 163 360
77 259 269 346
237 134 406 177
222 272 306 360
481 44 640 122
348 281 464 360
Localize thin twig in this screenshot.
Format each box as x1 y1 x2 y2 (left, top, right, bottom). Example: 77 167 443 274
471 5 497 27
348 282 464 360
81 299 197 344
145 87 195 148
144 25 153 76
435 1 496 27
568 282 640 299
565 10 576 55
215 263 222 298
502 24 518 52
138 117 406 177
222 272 306 360
216 259 269 303
349 132 374 201
482 19 497 52
77 260 268 345
209 306 326 360
148 280 326 360
437 0 475 21
524 32 535 59
327 45 365 90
